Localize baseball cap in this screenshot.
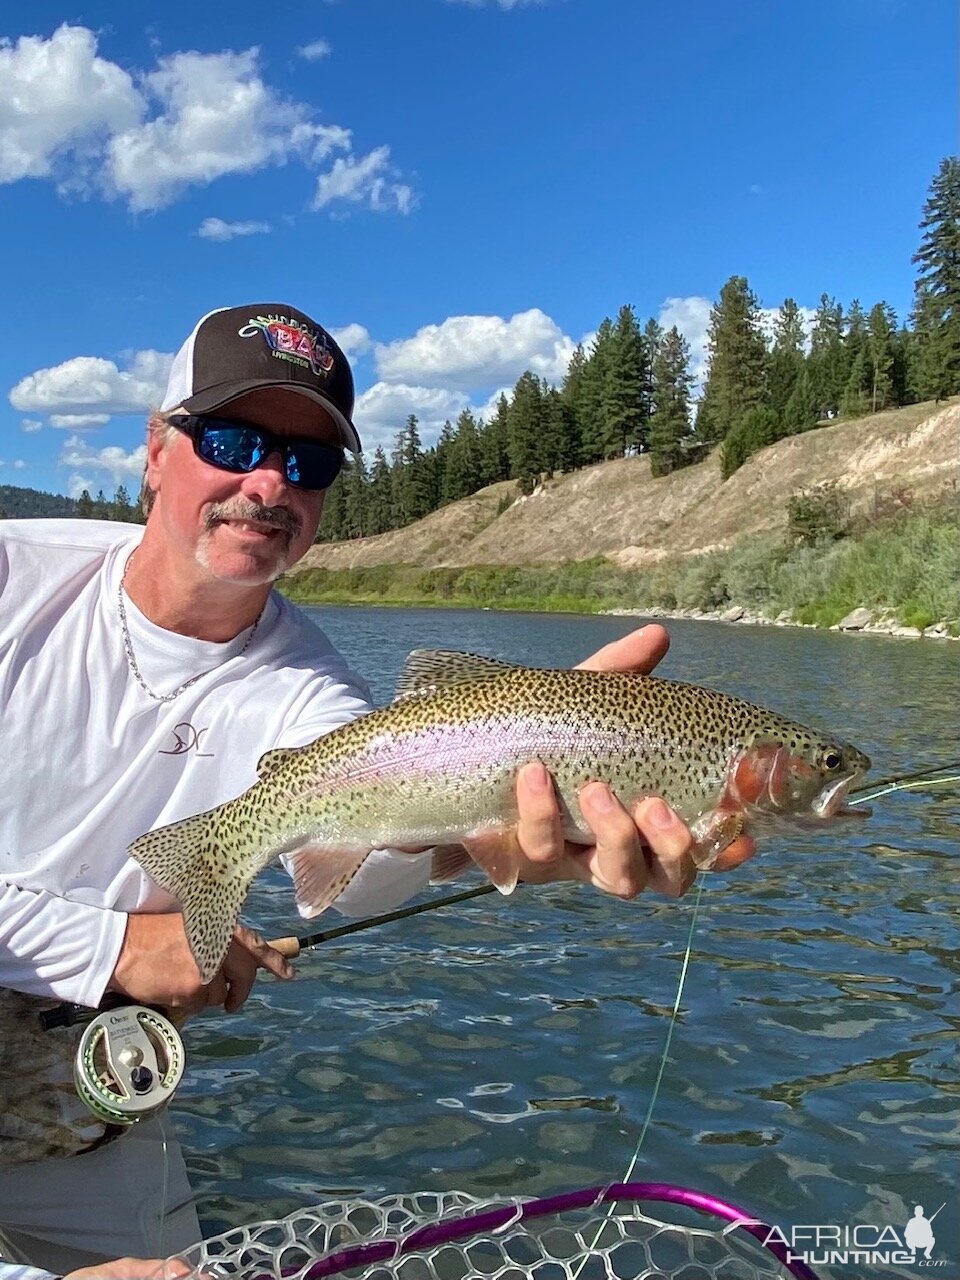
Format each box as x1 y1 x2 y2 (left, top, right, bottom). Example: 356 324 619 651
160 303 361 453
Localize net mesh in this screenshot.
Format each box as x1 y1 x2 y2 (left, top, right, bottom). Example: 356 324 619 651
166 1186 813 1280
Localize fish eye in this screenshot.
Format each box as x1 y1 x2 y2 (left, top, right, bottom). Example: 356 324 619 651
822 750 843 771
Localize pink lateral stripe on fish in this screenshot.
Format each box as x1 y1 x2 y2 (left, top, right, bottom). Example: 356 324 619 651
128 649 871 982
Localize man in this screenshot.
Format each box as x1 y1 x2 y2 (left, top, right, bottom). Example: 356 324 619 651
0 303 752 1271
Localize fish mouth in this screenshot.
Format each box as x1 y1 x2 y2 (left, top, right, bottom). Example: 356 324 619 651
813 772 871 819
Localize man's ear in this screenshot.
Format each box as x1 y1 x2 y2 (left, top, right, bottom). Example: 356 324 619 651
145 422 170 493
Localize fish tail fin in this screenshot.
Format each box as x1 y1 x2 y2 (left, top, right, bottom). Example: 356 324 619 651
129 811 257 983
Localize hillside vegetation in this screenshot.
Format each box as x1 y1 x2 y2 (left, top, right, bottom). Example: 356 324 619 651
287 402 958 633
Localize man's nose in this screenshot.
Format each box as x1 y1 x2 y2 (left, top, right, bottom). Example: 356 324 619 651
239 449 289 503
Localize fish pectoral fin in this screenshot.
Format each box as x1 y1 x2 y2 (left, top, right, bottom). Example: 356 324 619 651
689 809 745 869
461 828 522 895
429 844 474 884
288 845 371 919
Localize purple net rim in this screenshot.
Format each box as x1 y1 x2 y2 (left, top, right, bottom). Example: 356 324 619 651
281 1181 819 1280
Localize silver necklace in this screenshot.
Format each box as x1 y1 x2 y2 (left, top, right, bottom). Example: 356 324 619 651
117 564 265 703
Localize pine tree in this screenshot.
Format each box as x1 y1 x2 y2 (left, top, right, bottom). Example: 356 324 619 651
315 473 346 541
94 488 109 519
542 385 580 474
841 300 868 413
559 342 587 463
392 416 432 524
367 446 394 534
443 410 483 502
782 367 819 431
432 421 456 506
342 454 370 539
721 406 780 479
696 276 768 440
76 488 94 520
577 318 614 463
767 298 807 421
910 284 954 401
867 302 897 412
912 156 960 397
648 326 693 476
112 484 132 522
478 395 511 485
807 294 844 419
602 304 651 456
507 371 545 492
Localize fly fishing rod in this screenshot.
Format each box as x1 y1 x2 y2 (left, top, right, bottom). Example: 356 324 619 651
39 759 960 1034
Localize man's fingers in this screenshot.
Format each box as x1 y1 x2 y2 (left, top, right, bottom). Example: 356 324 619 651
578 783 648 898
575 624 670 675
633 797 697 898
515 762 564 868
234 925 296 979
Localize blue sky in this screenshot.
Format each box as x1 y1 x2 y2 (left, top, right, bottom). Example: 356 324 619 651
0 0 954 499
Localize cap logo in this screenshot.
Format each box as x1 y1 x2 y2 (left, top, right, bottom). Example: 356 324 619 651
238 313 336 379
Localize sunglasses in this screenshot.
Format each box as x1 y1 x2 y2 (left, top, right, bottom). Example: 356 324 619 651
170 414 345 491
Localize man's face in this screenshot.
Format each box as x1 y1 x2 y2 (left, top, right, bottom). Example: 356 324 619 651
147 389 338 586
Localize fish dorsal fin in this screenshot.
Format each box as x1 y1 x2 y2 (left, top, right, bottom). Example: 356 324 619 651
256 746 295 778
394 649 520 701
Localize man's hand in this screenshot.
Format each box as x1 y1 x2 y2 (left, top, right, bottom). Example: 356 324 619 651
109 915 294 1016
67 1259 191 1280
513 624 755 896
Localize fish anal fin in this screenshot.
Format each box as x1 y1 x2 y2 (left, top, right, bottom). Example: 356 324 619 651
461 827 522 895
429 844 474 884
689 809 745 869
288 844 371 919
394 649 520 702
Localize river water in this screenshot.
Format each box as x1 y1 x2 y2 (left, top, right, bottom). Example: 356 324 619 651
173 608 960 1264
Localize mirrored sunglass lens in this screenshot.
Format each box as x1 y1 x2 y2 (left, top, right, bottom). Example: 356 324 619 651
199 426 265 472
285 444 343 489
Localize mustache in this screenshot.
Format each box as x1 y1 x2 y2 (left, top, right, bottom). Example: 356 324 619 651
204 500 303 539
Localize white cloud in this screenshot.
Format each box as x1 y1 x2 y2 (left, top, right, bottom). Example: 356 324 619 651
657 296 713 386
61 439 148 487
354 381 471 450
67 473 96 499
9 349 173 418
108 48 320 211
312 146 415 215
21 419 42 433
197 216 272 241
50 413 112 429
445 0 550 8
0 27 412 215
375 309 576 390
12 459 26 469
330 323 373 358
297 40 332 61
0 25 141 185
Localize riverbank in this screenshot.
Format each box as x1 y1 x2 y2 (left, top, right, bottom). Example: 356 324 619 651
604 602 958 640
283 499 959 638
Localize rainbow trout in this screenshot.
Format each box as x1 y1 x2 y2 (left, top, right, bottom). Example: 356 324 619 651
129 650 871 980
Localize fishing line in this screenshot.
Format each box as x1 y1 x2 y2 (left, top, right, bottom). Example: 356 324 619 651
850 771 960 808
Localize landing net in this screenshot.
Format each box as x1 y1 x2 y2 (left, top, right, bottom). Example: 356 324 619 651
167 1183 819 1280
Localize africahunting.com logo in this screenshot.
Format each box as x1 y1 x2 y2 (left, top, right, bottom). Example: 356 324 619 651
733 1201 948 1269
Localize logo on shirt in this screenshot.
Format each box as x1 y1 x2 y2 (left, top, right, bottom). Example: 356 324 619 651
160 723 213 758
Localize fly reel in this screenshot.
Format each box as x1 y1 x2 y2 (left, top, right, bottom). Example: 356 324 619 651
73 1004 185 1126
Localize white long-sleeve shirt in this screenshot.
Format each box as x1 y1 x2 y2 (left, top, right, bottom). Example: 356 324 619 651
0 519 430 1168
0 519 430 1005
